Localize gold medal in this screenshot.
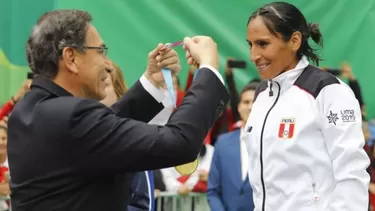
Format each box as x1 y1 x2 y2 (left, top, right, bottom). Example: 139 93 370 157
174 158 199 175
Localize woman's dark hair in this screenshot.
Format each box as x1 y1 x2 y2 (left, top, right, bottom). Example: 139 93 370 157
247 2 323 66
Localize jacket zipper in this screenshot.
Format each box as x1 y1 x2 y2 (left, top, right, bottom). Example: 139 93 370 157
260 80 281 211
312 182 319 200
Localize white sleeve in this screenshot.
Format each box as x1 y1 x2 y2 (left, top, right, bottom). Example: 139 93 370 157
148 90 174 125
160 168 182 192
317 83 370 211
140 74 165 103
140 64 224 103
140 75 174 126
141 65 223 125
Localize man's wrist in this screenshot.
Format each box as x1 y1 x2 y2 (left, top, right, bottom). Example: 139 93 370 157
144 72 160 88
140 74 165 103
199 60 218 71
199 64 225 85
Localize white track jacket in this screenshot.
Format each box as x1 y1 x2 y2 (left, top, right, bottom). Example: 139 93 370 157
245 57 370 211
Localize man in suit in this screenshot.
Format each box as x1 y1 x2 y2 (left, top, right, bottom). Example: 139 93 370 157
207 82 259 211
7 9 229 211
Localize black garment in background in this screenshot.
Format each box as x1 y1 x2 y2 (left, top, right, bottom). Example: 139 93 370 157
153 170 166 192
153 169 165 211
348 79 364 107
225 72 241 123
7 69 229 211
225 72 262 123
348 79 365 120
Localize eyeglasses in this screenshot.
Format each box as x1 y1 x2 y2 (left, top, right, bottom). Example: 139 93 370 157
81 46 108 56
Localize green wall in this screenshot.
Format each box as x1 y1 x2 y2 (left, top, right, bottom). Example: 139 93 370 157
1 0 375 117
0 0 56 103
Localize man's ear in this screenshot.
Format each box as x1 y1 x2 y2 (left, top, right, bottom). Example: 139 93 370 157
62 47 78 74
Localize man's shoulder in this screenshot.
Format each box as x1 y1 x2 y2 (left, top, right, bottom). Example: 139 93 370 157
39 95 102 112
41 96 92 112
11 92 109 127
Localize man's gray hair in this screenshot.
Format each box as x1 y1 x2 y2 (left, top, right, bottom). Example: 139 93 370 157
26 9 92 78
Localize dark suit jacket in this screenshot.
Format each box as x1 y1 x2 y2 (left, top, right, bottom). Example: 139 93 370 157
7 68 229 211
207 129 254 211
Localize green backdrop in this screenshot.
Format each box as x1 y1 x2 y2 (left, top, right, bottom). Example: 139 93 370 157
1 0 375 117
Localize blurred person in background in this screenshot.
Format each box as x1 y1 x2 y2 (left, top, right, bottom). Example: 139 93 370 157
99 62 127 107
161 142 214 210
8 9 228 211
185 63 239 145
339 62 365 115
365 119 375 210
0 123 9 211
208 59 262 145
0 80 31 120
161 142 214 195
152 169 166 197
245 2 369 211
0 118 7 129
207 82 258 211
173 73 185 107
223 58 262 129
322 62 366 119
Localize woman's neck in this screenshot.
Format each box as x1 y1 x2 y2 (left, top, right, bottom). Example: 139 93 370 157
276 58 300 78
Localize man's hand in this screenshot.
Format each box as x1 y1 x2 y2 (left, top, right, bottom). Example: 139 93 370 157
199 170 208 182
177 184 190 196
183 36 219 70
145 44 181 88
340 62 355 80
154 189 160 198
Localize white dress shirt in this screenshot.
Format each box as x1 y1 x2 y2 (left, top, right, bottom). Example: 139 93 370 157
139 64 224 105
